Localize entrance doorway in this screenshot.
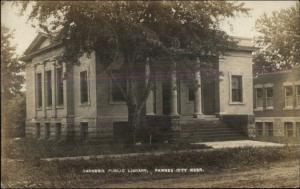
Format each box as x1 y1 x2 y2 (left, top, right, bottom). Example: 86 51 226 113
162 82 171 115
202 79 216 115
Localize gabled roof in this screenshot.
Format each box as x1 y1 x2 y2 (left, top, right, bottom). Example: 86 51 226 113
24 32 49 55
20 32 62 62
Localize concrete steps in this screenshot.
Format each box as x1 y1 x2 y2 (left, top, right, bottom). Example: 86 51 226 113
176 117 247 142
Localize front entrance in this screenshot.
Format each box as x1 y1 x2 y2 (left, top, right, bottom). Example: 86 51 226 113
162 82 171 115
202 79 216 115
161 78 217 116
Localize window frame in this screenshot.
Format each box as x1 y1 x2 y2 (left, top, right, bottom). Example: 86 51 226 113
80 122 89 141
80 70 89 104
284 122 294 137
296 84 300 108
230 74 244 104
36 72 43 109
265 86 274 110
45 123 51 139
284 85 294 109
36 123 41 138
56 67 64 106
255 122 263 137
265 122 273 137
254 86 263 110
296 122 300 138
46 70 52 107
55 123 62 140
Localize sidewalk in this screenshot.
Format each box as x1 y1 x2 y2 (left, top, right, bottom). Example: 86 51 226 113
192 140 285 149
41 140 285 162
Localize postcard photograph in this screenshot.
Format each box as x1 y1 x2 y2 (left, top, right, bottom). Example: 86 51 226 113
1 0 300 188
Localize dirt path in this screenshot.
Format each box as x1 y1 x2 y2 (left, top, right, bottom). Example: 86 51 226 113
102 160 300 188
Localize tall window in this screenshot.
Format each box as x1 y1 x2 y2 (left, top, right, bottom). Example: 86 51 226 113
265 122 273 137
36 73 43 108
56 68 64 105
46 70 52 106
111 70 127 102
284 86 293 108
80 71 88 103
56 123 62 139
80 122 88 141
36 123 41 138
284 122 293 137
231 75 243 102
255 88 263 108
265 87 273 108
45 123 50 139
255 122 263 136
296 85 300 107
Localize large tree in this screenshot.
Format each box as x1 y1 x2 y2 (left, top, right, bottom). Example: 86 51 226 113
253 2 300 75
1 26 24 100
18 1 248 143
1 26 25 138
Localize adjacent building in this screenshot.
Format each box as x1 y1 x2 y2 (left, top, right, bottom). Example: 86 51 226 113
253 67 300 140
22 33 255 143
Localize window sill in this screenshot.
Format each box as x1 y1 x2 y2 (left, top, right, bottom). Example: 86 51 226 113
36 108 43 111
229 102 245 105
283 107 294 110
56 106 64 109
254 107 263 111
266 107 274 110
46 107 52 110
80 102 91 107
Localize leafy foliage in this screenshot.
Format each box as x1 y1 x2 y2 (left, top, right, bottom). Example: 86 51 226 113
253 2 300 75
1 26 24 99
17 1 248 142
1 26 25 138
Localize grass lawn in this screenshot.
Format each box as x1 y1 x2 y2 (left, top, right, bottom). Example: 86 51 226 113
2 144 299 188
3 138 210 159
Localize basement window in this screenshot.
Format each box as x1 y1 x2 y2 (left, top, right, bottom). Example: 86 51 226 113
36 123 41 138
56 123 62 139
284 122 293 137
255 122 263 136
80 122 88 141
296 122 300 137
265 122 273 137
45 123 50 139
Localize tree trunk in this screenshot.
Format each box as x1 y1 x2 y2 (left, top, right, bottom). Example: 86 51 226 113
127 103 144 144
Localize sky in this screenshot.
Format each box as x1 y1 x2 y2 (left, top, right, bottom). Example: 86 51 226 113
1 1 298 55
